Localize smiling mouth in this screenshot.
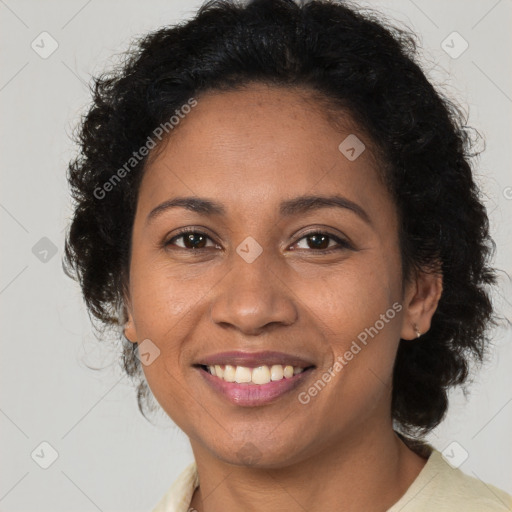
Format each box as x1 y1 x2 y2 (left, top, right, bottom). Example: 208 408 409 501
197 363 316 385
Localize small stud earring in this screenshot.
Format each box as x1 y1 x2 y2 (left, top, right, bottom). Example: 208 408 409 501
414 324 422 339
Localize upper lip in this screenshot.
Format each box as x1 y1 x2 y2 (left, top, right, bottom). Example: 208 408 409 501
195 350 316 369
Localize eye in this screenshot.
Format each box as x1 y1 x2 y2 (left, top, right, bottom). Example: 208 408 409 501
291 231 353 253
164 228 353 253
165 228 218 250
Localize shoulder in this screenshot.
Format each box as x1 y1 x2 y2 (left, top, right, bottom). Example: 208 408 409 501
389 449 512 512
152 461 199 512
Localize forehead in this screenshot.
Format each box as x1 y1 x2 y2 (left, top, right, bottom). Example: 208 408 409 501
137 83 392 224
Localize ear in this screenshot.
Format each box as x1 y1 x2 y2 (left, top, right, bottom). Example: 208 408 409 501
121 297 138 344
124 314 138 343
400 267 443 340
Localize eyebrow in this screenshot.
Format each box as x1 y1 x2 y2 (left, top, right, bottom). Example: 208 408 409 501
146 194 372 226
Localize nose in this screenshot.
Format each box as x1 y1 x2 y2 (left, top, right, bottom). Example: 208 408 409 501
209 254 298 336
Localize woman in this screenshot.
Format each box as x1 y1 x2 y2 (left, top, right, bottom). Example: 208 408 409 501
63 0 512 510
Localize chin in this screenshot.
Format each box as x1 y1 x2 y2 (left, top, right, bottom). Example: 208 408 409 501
207 434 312 469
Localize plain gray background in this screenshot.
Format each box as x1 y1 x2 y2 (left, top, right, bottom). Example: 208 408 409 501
1 0 511 510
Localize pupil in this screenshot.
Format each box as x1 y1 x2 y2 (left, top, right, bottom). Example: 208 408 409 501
309 234 328 250
186 233 205 249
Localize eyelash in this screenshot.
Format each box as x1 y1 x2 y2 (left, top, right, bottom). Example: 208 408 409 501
164 227 354 254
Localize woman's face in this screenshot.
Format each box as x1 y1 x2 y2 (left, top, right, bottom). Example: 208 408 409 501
124 83 428 467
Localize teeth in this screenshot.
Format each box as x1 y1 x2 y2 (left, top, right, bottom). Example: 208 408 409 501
205 364 305 384
270 364 283 381
223 364 236 382
252 366 271 384
283 365 294 378
234 366 252 383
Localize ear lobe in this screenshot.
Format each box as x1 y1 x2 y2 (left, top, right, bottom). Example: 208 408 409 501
400 268 443 340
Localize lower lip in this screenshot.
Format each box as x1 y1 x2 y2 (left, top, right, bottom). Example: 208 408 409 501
196 366 314 407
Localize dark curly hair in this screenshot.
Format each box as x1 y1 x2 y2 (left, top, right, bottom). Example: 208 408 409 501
63 0 498 437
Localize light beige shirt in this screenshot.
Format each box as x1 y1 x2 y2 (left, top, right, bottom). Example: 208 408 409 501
152 448 512 511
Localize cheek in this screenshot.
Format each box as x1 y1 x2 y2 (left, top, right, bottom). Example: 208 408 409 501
298 247 403 346
129 247 204 333
126 254 203 405
297 248 403 402
129 276 204 432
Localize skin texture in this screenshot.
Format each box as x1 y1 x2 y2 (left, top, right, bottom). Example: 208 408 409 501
124 83 443 511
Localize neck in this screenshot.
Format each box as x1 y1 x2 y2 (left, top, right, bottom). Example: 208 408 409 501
188 421 428 512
